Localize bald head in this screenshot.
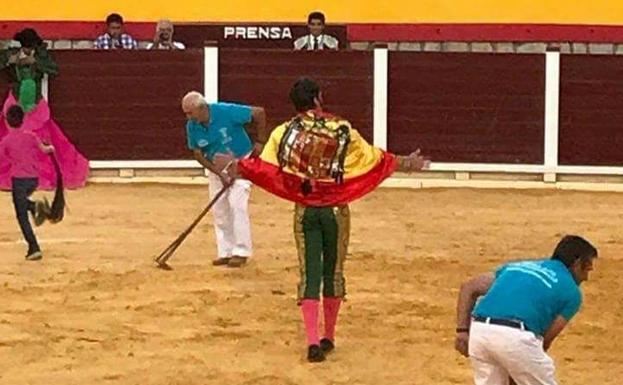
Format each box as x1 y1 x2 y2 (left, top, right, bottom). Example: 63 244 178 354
157 19 174 30
182 91 209 122
182 91 205 109
156 19 174 41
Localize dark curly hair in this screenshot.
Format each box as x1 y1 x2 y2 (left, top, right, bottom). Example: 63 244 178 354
13 28 43 49
290 78 321 112
5 105 25 129
551 235 597 268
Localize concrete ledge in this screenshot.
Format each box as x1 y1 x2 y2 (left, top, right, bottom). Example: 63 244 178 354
88 176 209 185
383 177 623 192
86 172 623 193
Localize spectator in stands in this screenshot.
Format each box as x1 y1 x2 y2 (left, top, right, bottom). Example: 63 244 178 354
147 19 186 50
294 12 339 51
95 13 138 50
0 28 89 190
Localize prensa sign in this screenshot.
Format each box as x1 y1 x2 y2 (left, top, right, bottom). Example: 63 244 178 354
223 26 294 40
174 23 347 48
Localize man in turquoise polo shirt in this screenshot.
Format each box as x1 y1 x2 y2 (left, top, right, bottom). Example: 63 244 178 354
181 91 266 268
454 235 598 385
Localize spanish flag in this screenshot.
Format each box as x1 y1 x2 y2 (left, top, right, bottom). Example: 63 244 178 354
239 110 397 207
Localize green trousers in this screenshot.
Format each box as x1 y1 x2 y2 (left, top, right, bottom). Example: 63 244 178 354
294 204 350 300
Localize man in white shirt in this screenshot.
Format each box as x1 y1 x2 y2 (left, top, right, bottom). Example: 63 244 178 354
147 19 186 50
293 12 339 51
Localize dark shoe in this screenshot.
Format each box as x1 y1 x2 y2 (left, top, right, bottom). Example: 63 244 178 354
212 258 231 266
227 256 248 268
320 338 334 354
307 345 325 363
25 250 42 261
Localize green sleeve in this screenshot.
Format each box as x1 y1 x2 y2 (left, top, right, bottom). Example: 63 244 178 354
34 47 59 77
0 50 9 70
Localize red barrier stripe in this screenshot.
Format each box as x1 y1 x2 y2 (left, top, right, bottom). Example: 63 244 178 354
347 23 623 43
0 21 156 40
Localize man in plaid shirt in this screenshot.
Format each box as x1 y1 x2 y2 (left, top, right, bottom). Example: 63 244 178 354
95 13 138 50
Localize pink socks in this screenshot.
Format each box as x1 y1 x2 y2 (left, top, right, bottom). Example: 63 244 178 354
301 299 320 346
301 297 343 346
323 297 342 341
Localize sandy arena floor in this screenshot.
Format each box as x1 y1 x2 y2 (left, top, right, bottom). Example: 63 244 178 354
0 184 621 385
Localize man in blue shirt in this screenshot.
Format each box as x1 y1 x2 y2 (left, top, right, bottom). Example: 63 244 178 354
454 235 597 385
181 91 266 268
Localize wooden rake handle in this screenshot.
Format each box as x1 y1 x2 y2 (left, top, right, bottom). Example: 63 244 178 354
154 180 232 268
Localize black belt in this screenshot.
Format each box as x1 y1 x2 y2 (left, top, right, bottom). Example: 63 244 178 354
473 316 527 331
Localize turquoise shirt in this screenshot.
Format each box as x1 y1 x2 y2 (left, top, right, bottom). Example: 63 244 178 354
473 259 582 335
186 102 253 161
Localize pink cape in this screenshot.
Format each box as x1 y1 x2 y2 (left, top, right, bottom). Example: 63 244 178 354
0 93 89 190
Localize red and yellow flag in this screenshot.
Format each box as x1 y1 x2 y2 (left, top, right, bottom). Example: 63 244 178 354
239 110 397 206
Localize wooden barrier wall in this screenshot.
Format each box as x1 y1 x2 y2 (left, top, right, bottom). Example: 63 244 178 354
388 52 545 163
559 55 623 166
0 49 621 167
48 51 203 160
219 50 374 144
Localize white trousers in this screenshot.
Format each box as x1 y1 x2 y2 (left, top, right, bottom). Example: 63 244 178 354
469 321 558 385
208 172 253 259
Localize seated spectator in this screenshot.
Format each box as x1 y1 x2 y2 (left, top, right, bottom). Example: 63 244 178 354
147 19 186 50
95 13 138 50
294 12 339 51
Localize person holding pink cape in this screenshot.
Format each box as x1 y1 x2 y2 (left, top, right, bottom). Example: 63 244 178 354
0 28 88 190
